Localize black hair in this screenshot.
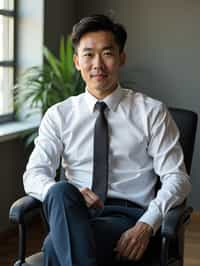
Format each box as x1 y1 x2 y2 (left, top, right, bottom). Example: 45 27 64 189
71 14 127 53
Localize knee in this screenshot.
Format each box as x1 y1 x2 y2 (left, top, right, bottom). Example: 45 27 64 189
48 181 74 195
46 181 85 205
42 235 53 253
42 236 58 264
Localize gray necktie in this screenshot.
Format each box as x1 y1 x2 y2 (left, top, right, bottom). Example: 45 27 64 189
92 102 108 202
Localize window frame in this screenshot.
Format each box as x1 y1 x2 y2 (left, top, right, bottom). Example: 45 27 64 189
0 0 16 123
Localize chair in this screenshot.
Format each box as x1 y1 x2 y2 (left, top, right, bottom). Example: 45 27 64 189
9 107 198 266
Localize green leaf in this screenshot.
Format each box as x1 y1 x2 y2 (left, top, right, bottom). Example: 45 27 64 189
65 36 75 79
25 130 38 147
59 36 67 75
14 35 85 147
43 47 61 79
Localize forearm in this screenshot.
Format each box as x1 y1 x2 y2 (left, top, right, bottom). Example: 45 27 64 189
23 107 63 201
23 170 56 201
23 144 60 201
138 172 191 234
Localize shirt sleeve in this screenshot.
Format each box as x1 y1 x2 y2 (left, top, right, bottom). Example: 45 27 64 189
138 103 191 234
23 105 63 202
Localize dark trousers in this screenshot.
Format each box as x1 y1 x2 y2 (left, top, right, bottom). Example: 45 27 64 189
42 181 155 266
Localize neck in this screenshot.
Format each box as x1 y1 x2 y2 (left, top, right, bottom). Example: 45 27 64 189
88 84 118 100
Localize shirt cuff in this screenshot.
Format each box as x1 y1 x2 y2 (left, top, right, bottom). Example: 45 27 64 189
138 202 162 235
42 181 56 201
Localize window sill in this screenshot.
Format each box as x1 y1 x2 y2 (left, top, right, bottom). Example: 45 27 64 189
0 119 40 143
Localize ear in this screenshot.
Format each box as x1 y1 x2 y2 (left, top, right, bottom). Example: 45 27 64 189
119 51 126 66
73 54 81 71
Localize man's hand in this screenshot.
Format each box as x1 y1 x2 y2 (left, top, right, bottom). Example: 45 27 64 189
80 187 104 209
114 222 153 261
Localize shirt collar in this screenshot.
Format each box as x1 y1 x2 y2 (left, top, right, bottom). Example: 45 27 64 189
85 84 123 113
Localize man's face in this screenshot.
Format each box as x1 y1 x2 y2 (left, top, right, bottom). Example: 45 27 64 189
73 31 126 98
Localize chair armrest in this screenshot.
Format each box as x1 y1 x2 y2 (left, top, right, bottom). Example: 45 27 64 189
9 195 41 224
161 202 193 239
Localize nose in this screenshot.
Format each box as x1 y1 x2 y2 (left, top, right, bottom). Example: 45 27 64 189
93 54 104 69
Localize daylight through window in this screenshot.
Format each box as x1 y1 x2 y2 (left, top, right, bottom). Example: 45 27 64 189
0 0 15 119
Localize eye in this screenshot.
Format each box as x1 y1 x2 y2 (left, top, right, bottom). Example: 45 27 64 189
103 51 113 56
83 53 93 57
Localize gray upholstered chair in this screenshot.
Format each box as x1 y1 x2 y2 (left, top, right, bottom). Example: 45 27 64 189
9 107 198 266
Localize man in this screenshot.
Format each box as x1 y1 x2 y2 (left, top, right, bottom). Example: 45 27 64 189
23 14 191 266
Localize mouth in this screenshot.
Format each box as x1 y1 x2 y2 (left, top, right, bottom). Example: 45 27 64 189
91 73 107 81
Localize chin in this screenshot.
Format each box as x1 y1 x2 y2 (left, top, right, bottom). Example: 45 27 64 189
95 85 109 92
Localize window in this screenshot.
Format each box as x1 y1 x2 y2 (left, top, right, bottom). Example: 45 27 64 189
0 0 15 122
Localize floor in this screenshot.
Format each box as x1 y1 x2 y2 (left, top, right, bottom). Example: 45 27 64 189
0 213 199 266
0 216 45 266
184 213 200 266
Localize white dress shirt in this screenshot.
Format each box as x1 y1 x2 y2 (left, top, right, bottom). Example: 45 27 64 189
23 85 191 233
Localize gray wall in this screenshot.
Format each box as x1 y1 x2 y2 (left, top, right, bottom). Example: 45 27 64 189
44 0 77 54
75 0 200 210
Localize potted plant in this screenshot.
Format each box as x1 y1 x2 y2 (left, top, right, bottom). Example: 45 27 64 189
14 36 85 145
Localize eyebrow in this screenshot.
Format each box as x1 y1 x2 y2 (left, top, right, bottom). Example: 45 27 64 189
82 46 114 52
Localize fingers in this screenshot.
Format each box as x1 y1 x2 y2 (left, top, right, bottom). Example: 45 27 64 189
82 190 94 208
80 187 104 208
128 238 149 261
115 231 132 256
134 241 149 261
121 237 137 258
115 232 138 260
115 237 149 262
114 222 152 262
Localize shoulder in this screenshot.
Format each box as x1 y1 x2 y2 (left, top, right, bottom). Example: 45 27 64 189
39 93 86 132
45 92 85 119
120 87 165 113
120 88 170 136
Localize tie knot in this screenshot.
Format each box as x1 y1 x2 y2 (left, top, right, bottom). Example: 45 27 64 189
95 101 107 112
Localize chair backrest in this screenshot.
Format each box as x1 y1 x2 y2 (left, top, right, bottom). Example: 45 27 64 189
169 107 198 174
